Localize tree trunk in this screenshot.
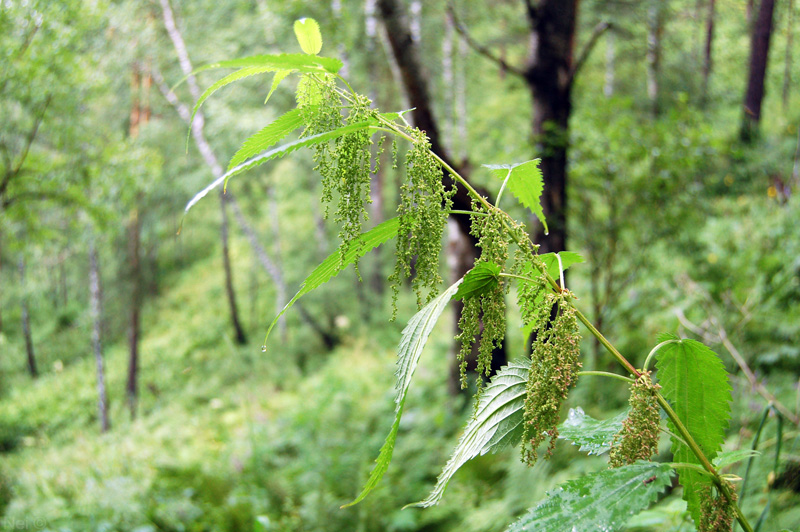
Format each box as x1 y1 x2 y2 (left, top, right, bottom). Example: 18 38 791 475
220 191 247 344
605 30 615 98
701 0 716 106
741 0 777 141
89 238 110 432
783 0 794 111
524 0 578 255
18 256 37 378
646 2 665 117
126 208 141 419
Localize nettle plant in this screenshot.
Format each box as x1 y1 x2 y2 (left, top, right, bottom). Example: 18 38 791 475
184 19 765 532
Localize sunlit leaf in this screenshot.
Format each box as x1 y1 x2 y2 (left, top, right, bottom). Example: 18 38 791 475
506 462 674 532
655 334 732 526
294 18 323 55
452 261 501 301
408 360 530 508
540 251 584 280
190 66 276 131
557 407 628 456
228 108 305 170
344 280 462 507
713 449 761 469
264 70 292 105
485 159 546 233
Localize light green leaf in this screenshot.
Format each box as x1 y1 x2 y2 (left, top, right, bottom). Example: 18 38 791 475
264 70 292 105
540 251 584 280
713 449 761 469
409 360 530 508
185 120 376 214
344 280 462 507
655 334 732 526
228 108 305 170
190 66 276 132
485 159 546 233
558 407 628 456
452 261 501 301
263 217 400 346
506 462 674 532
191 53 342 76
294 18 323 55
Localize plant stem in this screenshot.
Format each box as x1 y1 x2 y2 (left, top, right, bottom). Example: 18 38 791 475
576 370 634 383
573 306 641 377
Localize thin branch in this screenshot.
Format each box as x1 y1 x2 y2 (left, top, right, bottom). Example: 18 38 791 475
159 0 201 102
569 21 612 85
1 94 52 198
447 2 526 79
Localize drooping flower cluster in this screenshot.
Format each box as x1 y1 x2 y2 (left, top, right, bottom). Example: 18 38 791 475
698 480 737 532
390 128 454 312
609 371 662 467
521 293 582 465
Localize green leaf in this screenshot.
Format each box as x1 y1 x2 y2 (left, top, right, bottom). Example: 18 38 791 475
185 120 377 215
713 449 761 469
344 280 462 507
228 108 305 170
264 70 292 105
191 53 342 76
409 360 530 508
540 251 584 280
294 18 323 55
506 462 674 532
190 66 276 132
263 217 400 346
452 261 501 301
654 334 732 526
558 407 628 456
485 159 546 233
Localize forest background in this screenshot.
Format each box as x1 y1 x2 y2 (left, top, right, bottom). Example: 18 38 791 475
1 0 799 530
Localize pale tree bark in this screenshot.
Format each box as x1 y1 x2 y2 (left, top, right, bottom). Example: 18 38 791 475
89 236 110 432
741 0 777 141
701 0 716 106
456 30 469 162
18 256 37 378
605 31 615 98
126 207 141 419
154 1 334 347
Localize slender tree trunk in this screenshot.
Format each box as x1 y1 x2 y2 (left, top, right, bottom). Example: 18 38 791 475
89 237 110 432
605 31 615 98
266 185 287 341
126 208 141 419
524 0 578 255
18 256 37 378
701 0 716 106
646 2 664 117
741 0 777 141
783 0 795 111
456 31 469 162
220 191 247 344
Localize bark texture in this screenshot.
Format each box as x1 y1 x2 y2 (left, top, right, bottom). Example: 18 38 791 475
18 256 37 378
89 238 110 432
741 0 777 141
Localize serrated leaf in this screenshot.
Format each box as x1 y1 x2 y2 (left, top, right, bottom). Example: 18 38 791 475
190 66 277 133
713 449 761 469
264 70 292 105
263 217 399 346
228 108 305 170
558 407 629 456
452 261 501 301
408 360 530 508
654 334 732 526
294 18 323 55
192 53 342 76
344 280 462 507
506 462 674 532
485 159 546 233
540 251 584 280
185 120 376 215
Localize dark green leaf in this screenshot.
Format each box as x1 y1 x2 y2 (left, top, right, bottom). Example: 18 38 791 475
506 462 674 532
227 108 305 170
558 407 628 456
655 334 732 526
452 261 501 301
262 217 400 346
485 159 546 233
408 360 530 508
293 18 323 55
344 280 462 507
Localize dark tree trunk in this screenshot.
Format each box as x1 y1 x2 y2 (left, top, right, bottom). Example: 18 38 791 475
783 0 794 111
646 1 665 117
89 238 110 432
524 0 578 255
126 208 142 419
18 256 37 378
220 191 247 345
701 0 716 106
741 0 777 141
